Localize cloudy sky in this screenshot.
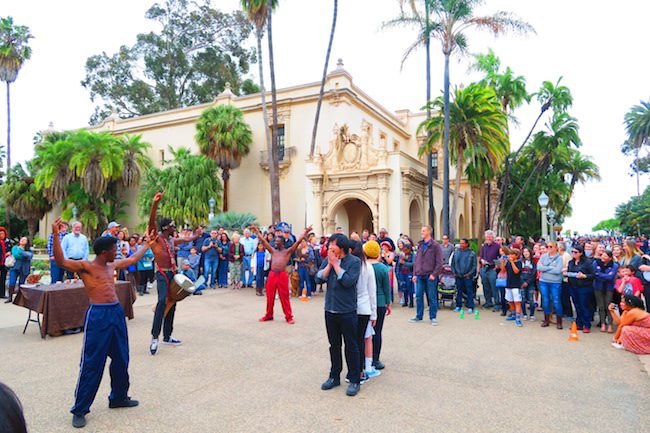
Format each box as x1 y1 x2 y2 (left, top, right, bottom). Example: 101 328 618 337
3 0 648 234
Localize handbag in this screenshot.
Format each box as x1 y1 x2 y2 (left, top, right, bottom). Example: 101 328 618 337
4 255 15 268
496 268 507 288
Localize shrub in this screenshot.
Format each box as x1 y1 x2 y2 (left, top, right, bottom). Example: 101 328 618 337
208 211 258 233
32 237 47 249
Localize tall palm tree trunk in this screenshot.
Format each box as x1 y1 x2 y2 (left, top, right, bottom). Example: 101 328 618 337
5 82 11 234
636 146 641 197
267 3 281 223
425 3 434 232
450 150 462 241
256 28 273 208
442 53 451 237
309 0 337 159
222 168 230 212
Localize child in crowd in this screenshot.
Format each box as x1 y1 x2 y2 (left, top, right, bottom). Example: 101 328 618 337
181 259 206 295
520 247 537 321
188 246 201 276
251 242 270 296
396 242 415 308
616 265 644 297
502 248 523 327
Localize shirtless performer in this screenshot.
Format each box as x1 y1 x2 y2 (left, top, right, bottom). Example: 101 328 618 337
148 191 203 355
51 218 153 429
251 225 312 324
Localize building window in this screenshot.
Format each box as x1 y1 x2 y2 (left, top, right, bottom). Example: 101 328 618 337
278 125 285 161
159 149 165 166
431 152 438 180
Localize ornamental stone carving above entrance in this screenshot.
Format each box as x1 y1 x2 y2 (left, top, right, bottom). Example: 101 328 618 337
318 120 387 172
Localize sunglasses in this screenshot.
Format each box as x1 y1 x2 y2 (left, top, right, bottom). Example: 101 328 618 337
571 250 580 254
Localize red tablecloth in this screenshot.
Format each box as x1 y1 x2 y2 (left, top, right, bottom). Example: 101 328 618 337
13 281 136 338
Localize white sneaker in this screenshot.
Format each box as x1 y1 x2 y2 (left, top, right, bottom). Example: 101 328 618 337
611 342 624 350
163 337 182 346
146 282 153 290
150 339 158 355
431 319 438 326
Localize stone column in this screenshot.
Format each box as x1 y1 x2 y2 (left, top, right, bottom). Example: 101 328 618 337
377 174 389 231
312 177 324 235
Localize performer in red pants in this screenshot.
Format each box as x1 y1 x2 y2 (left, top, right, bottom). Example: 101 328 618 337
251 225 312 324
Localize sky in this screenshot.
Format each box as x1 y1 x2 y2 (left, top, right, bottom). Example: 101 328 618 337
2 0 649 234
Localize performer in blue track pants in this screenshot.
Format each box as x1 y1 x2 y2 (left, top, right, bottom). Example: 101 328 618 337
52 217 155 429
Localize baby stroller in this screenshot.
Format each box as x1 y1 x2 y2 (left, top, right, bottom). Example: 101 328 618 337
438 265 456 308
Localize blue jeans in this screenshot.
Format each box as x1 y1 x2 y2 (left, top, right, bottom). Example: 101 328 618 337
522 284 536 317
217 259 229 286
397 274 414 306
480 267 497 305
50 260 64 283
9 269 27 290
242 256 254 286
455 277 474 309
539 281 563 316
297 266 313 296
571 285 593 329
203 258 219 288
415 275 438 320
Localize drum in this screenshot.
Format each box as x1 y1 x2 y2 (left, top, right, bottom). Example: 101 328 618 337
164 274 196 316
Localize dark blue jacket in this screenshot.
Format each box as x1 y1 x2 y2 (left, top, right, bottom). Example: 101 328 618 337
593 259 618 292
316 253 361 314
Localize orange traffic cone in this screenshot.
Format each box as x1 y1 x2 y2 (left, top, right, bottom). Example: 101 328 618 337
568 321 579 342
300 288 309 302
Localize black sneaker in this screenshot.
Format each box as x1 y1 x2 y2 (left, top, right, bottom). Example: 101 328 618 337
109 397 139 409
321 378 340 390
72 414 86 428
373 360 385 370
346 383 360 396
162 337 182 346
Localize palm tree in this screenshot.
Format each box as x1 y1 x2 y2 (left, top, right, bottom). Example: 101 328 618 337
196 105 253 212
309 0 338 159
119 134 151 189
426 0 533 236
240 0 277 218
382 0 438 230
266 0 282 223
418 83 508 240
555 150 600 218
0 16 33 233
69 130 125 197
623 100 650 196
1 163 51 237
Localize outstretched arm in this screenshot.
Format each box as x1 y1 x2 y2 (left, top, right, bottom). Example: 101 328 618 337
52 218 85 274
287 226 313 255
173 226 204 246
149 191 164 232
114 229 157 269
250 226 275 253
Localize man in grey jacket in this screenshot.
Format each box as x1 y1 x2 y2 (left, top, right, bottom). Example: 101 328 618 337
409 226 444 325
451 239 477 312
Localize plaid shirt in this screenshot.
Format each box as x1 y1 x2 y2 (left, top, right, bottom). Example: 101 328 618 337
47 232 68 257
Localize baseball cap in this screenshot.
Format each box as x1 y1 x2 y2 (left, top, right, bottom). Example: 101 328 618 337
182 259 190 266
108 221 121 229
282 227 291 233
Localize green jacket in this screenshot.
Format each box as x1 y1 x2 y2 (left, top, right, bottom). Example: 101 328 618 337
372 262 391 307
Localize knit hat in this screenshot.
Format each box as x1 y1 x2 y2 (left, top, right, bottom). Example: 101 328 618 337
363 240 380 259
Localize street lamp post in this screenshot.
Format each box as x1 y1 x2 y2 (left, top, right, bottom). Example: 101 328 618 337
208 197 216 221
547 208 556 241
72 206 78 221
538 191 549 241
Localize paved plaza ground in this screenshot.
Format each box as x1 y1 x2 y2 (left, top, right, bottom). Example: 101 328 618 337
1 285 649 433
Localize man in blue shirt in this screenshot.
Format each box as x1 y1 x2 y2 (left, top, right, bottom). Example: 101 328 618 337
240 228 258 288
60 221 89 278
48 220 68 282
202 230 220 289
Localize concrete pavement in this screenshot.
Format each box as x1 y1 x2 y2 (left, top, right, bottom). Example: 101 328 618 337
0 287 648 433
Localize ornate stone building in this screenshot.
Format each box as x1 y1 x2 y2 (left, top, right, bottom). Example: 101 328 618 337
47 60 482 240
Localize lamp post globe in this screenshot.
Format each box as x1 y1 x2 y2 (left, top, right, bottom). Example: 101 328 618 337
537 191 549 240
208 197 216 221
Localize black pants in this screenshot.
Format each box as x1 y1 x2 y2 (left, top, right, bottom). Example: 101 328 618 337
562 281 574 317
372 306 387 363
0 265 7 298
325 311 359 384
356 314 370 374
152 271 176 340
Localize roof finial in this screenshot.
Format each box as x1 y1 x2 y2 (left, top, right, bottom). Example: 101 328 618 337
336 58 344 70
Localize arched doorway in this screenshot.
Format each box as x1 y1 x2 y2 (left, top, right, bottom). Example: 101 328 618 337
409 200 422 241
331 199 374 235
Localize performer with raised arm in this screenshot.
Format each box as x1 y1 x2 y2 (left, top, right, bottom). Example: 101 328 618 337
52 218 154 429
148 192 204 355
251 225 312 324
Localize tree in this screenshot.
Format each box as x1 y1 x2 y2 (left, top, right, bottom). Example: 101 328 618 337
33 130 151 238
419 83 509 240
1 163 51 237
209 211 258 232
82 0 257 124
195 105 252 212
621 100 650 196
0 16 33 234
309 0 338 159
266 0 282 223
382 0 438 231
240 0 279 223
425 0 533 236
138 147 223 228
592 218 620 234
616 187 650 236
